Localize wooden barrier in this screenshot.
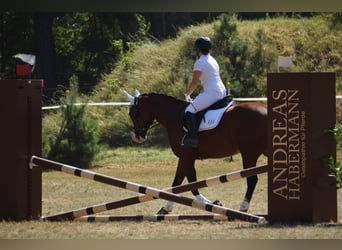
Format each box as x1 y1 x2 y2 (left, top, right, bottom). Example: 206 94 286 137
0 80 43 221
267 72 337 223
31 156 266 224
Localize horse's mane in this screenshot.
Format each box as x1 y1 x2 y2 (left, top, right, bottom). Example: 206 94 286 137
141 92 188 107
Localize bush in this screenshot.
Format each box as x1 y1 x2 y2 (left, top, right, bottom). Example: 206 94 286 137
215 14 268 97
44 75 99 168
327 126 342 189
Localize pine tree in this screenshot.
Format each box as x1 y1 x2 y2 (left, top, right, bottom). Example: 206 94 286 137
47 75 99 168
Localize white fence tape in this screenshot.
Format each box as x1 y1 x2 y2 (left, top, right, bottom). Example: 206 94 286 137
42 102 130 110
42 96 342 110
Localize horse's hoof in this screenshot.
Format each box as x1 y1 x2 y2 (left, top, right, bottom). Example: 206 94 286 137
212 200 223 206
240 200 249 212
157 207 169 215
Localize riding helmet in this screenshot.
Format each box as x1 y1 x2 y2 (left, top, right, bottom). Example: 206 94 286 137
195 37 212 54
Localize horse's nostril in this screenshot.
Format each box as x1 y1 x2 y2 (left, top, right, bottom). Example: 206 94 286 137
131 132 146 143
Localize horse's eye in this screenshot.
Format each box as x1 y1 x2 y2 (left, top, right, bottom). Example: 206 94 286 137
130 108 141 123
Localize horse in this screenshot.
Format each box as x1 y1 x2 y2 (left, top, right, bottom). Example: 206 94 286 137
124 90 268 214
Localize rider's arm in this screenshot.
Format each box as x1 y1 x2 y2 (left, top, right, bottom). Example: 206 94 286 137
186 70 201 96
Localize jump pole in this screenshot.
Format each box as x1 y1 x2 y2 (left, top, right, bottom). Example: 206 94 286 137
76 214 230 222
30 156 266 224
40 162 268 221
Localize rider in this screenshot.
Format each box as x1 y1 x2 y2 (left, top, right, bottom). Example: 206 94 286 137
182 36 227 147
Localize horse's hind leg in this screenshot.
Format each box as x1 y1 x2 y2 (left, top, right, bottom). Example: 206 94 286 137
240 155 259 212
240 175 258 212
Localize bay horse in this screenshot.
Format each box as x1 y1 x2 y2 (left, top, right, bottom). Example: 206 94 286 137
124 91 267 214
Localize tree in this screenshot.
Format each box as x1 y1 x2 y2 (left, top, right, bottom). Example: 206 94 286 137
0 13 34 79
1 12 224 100
33 13 57 101
46 75 99 168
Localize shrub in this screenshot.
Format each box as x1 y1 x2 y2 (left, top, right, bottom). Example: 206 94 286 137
327 126 342 189
45 75 99 168
215 14 268 97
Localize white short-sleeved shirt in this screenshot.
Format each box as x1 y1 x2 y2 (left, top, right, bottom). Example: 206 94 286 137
185 54 227 113
193 54 226 94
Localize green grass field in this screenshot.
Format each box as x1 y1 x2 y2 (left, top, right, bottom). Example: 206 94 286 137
0 147 341 239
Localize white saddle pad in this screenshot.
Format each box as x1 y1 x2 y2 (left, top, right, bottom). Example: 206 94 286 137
198 101 235 132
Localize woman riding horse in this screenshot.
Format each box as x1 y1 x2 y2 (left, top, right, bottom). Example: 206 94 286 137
183 36 227 147
125 90 267 215
124 36 267 215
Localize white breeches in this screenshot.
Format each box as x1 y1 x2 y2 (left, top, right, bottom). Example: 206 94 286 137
185 91 226 114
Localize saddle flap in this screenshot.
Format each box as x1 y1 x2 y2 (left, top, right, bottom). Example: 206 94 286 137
198 103 233 132
182 96 235 132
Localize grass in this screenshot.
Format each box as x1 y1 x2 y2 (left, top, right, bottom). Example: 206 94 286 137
0 147 341 239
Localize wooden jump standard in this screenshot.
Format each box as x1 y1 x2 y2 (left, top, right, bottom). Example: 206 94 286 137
30 156 267 224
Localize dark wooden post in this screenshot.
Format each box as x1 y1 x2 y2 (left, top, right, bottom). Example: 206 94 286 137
0 80 43 221
267 73 337 223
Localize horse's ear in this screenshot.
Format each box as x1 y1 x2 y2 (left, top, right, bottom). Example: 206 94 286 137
124 90 135 105
135 89 141 97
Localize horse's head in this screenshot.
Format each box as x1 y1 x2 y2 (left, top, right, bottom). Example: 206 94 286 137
124 90 155 143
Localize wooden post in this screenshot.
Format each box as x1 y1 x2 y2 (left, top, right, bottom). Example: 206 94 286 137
0 80 43 221
267 73 337 223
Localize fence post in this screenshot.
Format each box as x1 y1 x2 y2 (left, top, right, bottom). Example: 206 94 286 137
267 73 337 223
0 80 43 221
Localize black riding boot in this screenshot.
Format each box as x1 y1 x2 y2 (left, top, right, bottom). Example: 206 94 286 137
182 111 199 147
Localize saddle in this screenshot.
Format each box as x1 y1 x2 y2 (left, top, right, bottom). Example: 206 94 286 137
182 95 235 132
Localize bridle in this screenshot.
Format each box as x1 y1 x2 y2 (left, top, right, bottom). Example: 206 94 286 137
129 103 159 138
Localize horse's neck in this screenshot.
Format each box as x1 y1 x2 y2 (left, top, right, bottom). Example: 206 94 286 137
149 95 185 126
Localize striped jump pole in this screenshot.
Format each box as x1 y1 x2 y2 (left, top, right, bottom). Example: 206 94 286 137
40 163 268 221
76 214 230 222
30 156 266 224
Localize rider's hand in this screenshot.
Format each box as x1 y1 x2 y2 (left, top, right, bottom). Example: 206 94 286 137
184 94 192 103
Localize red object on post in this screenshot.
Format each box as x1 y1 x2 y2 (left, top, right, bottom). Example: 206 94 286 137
16 64 31 77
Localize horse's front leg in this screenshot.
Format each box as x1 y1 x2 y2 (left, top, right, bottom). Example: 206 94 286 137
157 157 222 215
183 158 222 207
157 159 185 214
185 162 214 205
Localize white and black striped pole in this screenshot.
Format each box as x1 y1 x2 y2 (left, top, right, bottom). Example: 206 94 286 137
31 156 266 223
41 163 268 221
76 214 230 222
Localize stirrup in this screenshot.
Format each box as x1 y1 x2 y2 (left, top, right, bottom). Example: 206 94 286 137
180 134 198 147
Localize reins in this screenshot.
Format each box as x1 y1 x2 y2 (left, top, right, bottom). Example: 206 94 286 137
149 121 159 130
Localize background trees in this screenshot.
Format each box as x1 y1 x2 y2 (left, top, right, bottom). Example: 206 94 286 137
0 12 221 102
1 12 325 102
2 12 341 164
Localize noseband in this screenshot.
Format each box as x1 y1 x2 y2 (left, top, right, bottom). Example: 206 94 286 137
129 104 158 138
